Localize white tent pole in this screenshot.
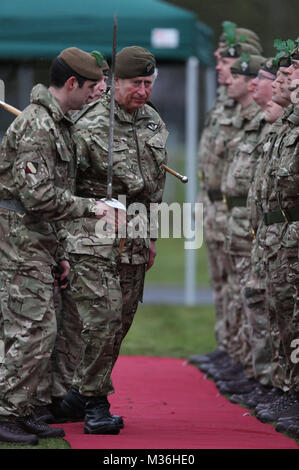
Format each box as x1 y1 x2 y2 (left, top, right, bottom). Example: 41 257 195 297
17 65 33 110
205 66 217 113
184 56 199 306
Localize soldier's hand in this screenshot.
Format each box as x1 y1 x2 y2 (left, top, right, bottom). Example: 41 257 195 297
54 260 70 290
95 199 127 234
146 240 157 271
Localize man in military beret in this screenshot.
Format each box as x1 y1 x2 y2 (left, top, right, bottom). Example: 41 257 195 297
32 49 114 424
0 47 112 444
189 22 263 372
228 58 285 406
255 40 299 430
213 54 268 394
51 46 168 435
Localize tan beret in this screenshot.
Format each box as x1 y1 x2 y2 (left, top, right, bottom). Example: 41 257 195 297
231 54 266 76
115 46 156 78
221 42 262 58
59 47 103 80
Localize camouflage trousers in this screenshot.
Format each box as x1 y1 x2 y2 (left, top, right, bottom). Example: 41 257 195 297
0 266 57 417
241 236 272 386
270 221 299 392
265 247 294 391
224 254 255 378
68 254 145 397
205 239 229 350
35 285 83 404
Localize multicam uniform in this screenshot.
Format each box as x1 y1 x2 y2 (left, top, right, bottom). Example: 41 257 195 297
260 105 295 391
0 84 98 417
59 92 168 397
245 123 279 386
261 104 299 392
221 101 266 376
198 85 237 350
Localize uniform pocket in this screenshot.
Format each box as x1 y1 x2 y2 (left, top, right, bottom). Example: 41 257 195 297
145 128 168 168
7 268 54 321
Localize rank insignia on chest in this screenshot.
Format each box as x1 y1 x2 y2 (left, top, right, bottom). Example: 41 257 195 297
147 123 158 131
25 162 38 174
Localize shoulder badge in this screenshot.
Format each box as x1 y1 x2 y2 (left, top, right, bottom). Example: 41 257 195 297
25 162 38 174
147 122 158 131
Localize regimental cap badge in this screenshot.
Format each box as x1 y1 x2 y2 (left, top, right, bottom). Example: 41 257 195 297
240 52 250 71
145 61 155 75
228 46 236 57
241 61 249 72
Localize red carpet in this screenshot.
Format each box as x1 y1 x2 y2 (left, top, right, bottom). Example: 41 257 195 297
59 356 298 450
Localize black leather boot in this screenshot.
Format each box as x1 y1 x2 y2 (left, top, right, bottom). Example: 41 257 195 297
18 416 65 438
84 396 121 435
0 419 38 445
60 387 124 428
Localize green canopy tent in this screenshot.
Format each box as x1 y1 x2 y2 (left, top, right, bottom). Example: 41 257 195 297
0 0 213 64
0 0 215 305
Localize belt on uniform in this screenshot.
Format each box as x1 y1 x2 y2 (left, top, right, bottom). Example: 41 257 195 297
223 194 247 210
207 189 223 202
263 206 299 225
0 198 27 214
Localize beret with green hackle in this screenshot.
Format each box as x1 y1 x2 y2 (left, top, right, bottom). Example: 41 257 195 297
59 47 103 80
230 53 266 77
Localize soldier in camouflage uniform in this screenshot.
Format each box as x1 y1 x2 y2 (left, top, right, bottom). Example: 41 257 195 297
35 52 111 421
216 54 267 395
0 48 108 445
189 22 264 370
55 46 168 435
256 43 299 425
229 59 286 406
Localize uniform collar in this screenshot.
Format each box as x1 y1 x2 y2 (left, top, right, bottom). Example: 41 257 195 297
30 84 73 126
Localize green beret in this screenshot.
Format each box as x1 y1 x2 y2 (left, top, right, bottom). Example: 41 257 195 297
115 46 156 78
261 57 279 75
231 54 266 77
221 42 262 58
59 47 103 80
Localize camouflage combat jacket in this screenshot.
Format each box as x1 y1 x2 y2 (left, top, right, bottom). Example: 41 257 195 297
0 84 98 269
197 85 238 243
61 92 168 265
272 105 299 256
248 123 278 234
221 101 265 256
260 105 294 257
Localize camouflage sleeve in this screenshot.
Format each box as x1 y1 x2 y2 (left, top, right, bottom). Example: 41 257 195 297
12 129 98 221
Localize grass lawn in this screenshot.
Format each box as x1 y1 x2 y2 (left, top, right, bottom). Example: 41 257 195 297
146 236 210 286
121 303 216 358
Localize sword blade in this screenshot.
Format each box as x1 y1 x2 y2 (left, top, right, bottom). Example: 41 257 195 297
107 13 117 200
